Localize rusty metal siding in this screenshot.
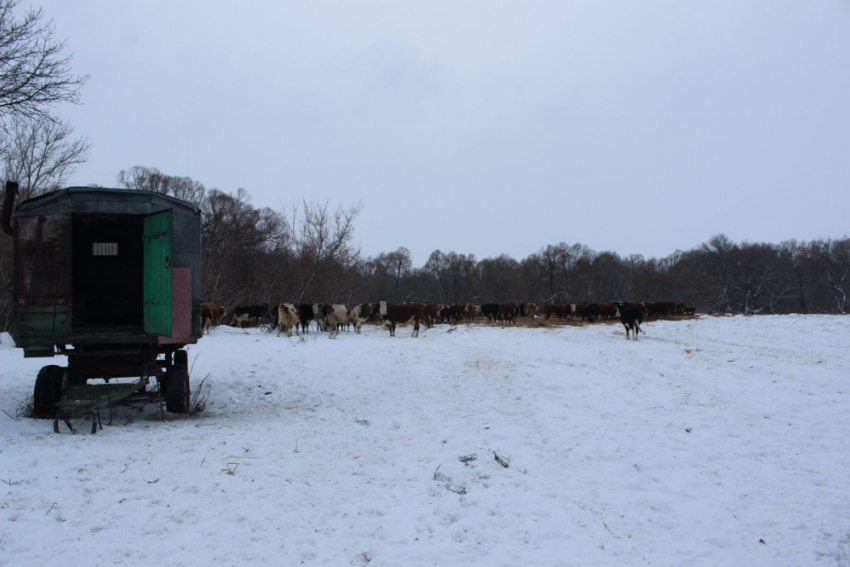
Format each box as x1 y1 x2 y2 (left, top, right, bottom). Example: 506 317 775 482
12 214 72 344
158 268 193 344
14 214 72 299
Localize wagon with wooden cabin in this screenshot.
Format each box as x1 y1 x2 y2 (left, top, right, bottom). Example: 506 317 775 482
1 182 202 431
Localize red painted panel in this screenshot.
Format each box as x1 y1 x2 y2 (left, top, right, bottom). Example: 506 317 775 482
158 268 194 345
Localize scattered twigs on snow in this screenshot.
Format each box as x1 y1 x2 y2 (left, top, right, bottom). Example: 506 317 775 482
590 507 617 537
494 452 510 468
458 453 477 465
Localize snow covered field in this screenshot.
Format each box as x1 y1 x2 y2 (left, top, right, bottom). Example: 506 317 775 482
1 315 849 567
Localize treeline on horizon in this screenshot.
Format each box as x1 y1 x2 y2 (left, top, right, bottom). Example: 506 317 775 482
1 166 848 332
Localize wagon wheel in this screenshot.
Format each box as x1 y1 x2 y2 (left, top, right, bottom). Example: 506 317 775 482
33 365 65 419
165 350 191 414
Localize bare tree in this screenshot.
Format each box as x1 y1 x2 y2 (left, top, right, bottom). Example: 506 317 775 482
810 239 850 314
2 112 89 199
699 234 737 313
0 0 89 331
368 247 412 302
733 242 795 314
529 246 560 300
478 254 522 302
117 165 206 205
0 0 88 122
288 198 362 301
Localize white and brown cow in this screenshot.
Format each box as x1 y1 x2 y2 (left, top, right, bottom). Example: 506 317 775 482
376 301 424 337
349 303 374 333
230 304 270 328
569 302 588 320
323 304 351 333
323 303 374 334
201 302 225 335
276 303 300 337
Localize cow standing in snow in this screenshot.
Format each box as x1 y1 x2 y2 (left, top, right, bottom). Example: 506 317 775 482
375 301 424 337
618 303 644 340
276 303 300 337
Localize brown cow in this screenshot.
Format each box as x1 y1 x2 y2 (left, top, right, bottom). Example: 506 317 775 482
569 302 588 320
422 304 443 328
464 303 478 322
542 304 570 320
201 302 225 335
497 303 518 324
376 301 424 337
595 301 619 319
524 302 539 319
647 301 676 320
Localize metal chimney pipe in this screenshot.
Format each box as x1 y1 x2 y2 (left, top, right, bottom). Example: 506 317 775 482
1 181 19 237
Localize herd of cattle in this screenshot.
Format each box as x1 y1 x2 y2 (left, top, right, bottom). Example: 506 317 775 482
200 300 695 341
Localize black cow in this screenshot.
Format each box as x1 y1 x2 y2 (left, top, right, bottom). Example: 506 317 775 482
647 301 676 320
298 303 319 333
584 303 601 323
479 303 499 323
231 304 271 328
448 304 465 323
618 303 644 340
439 306 454 324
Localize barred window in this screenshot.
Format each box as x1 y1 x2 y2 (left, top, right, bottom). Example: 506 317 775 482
92 242 118 256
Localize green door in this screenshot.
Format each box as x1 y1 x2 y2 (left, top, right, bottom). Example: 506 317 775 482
143 210 173 336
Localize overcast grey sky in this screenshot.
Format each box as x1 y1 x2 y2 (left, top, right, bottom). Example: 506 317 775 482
35 0 850 266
